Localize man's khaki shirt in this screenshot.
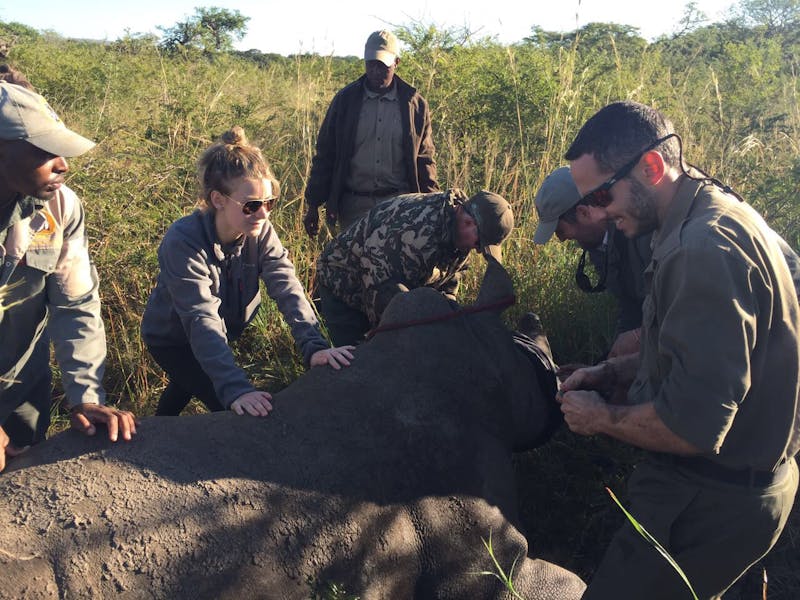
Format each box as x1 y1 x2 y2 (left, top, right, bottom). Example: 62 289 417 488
0 186 106 409
628 177 800 471
345 82 407 194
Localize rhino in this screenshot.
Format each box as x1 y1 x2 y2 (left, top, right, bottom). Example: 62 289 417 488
0 257 585 600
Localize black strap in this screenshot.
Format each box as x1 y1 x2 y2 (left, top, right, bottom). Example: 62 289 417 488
654 454 789 487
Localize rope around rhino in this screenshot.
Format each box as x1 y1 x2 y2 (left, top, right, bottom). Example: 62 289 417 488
365 295 516 340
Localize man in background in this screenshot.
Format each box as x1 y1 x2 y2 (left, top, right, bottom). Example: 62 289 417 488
533 166 650 360
303 30 438 236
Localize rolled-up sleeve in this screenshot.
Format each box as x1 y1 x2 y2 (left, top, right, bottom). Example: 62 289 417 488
650 242 756 453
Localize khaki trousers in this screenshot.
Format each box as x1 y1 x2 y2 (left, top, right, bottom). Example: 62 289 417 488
584 458 798 600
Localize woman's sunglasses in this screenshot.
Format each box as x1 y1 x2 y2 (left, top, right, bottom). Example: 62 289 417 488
223 193 277 215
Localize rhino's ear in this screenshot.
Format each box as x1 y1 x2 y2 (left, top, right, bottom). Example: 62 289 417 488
474 253 515 311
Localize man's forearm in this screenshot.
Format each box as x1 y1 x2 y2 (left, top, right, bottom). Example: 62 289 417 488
602 353 640 387
602 402 700 455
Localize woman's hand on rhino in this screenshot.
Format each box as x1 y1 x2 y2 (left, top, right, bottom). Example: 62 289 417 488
231 391 273 417
70 404 138 442
310 346 355 370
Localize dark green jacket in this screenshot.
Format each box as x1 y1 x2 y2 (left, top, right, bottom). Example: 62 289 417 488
629 178 800 470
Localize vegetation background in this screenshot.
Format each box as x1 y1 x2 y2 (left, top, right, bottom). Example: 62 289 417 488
1 0 799 596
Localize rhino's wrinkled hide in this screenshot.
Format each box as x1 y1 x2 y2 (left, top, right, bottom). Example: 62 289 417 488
0 258 585 599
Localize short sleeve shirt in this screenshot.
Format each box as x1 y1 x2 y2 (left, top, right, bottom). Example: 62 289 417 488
627 178 800 471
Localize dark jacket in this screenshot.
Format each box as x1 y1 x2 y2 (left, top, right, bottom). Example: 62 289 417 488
588 227 652 335
304 74 438 218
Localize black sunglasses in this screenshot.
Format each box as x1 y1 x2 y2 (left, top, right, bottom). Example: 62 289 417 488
579 133 679 207
575 247 608 293
223 193 277 215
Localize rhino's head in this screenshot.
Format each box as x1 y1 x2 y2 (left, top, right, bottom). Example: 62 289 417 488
370 255 561 451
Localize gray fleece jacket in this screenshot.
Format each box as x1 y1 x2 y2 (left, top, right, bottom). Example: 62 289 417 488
141 209 329 408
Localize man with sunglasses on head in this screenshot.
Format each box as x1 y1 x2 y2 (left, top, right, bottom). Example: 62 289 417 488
302 30 439 237
557 100 800 600
0 81 137 473
315 189 513 347
533 166 651 360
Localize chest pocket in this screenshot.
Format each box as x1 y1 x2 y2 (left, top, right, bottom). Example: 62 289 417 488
23 209 63 274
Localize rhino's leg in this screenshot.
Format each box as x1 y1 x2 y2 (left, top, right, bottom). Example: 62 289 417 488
516 312 556 372
514 556 587 600
405 495 584 600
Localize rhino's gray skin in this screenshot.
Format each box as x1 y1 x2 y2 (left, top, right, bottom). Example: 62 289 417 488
0 258 585 600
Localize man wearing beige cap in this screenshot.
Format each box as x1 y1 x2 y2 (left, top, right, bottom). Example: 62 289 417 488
303 29 439 236
533 166 651 359
0 81 136 473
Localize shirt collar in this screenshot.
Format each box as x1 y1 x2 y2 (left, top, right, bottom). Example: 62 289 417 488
201 209 245 261
651 175 707 260
363 80 398 101
0 195 41 233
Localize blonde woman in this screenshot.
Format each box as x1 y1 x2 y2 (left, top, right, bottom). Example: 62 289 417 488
142 127 352 417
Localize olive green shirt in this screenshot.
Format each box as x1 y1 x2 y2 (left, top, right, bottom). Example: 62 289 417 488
628 177 800 471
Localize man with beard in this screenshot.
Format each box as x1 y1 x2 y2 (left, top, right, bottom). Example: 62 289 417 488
303 30 438 236
558 100 799 599
0 82 137 473
533 166 650 359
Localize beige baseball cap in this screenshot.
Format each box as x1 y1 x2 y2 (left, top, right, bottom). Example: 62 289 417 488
364 30 399 67
0 82 95 157
532 166 581 244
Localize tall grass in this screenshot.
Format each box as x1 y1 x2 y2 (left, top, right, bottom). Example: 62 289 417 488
4 21 800 597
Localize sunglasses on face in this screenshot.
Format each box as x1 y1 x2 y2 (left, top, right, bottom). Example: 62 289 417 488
579 133 678 207
223 193 277 215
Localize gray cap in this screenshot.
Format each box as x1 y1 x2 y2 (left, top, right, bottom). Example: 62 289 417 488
0 82 95 157
465 190 514 254
532 166 581 244
364 30 399 67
